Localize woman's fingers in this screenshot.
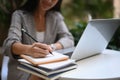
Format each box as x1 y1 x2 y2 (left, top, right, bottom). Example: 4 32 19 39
33 43 51 51
32 46 49 55
28 43 52 58
31 52 47 58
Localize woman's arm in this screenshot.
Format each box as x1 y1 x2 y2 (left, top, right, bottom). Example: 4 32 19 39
12 42 52 58
55 12 74 49
2 10 52 59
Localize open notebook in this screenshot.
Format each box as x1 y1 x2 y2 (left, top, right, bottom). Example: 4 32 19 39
20 51 69 66
18 52 76 70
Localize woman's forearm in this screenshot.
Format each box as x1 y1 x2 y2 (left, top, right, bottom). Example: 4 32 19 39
12 42 31 55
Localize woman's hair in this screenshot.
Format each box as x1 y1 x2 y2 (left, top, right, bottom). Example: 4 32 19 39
20 0 62 13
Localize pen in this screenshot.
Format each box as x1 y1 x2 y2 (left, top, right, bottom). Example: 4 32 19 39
21 28 53 55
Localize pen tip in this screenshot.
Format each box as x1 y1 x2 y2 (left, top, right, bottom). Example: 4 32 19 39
50 52 53 55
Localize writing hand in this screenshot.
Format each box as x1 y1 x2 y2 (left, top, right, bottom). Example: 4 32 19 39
27 43 52 58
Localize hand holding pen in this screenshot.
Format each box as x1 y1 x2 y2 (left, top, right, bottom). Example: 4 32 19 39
21 28 53 57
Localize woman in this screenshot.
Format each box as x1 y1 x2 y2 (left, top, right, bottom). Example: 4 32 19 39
2 0 74 80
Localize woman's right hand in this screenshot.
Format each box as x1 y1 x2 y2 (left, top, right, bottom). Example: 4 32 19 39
12 42 52 58
26 43 52 58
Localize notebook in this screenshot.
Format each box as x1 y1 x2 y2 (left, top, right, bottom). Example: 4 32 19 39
17 64 74 80
71 19 120 61
18 59 76 76
18 52 77 80
20 52 69 66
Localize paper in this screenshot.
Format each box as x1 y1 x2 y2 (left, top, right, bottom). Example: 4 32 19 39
20 51 69 66
38 59 75 70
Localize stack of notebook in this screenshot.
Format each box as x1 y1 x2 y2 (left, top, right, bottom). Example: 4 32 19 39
17 51 77 80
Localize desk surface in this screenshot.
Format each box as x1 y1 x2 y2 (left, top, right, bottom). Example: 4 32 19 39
59 49 120 80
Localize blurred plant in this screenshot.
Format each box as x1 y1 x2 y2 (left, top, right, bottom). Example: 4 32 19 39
0 0 26 46
63 0 113 20
108 27 120 50
0 0 26 25
70 22 86 46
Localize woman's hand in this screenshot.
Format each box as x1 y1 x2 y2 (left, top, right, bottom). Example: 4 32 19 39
12 42 52 58
50 42 63 51
26 43 52 58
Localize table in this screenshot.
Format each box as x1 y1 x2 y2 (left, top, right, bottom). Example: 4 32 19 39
59 49 120 80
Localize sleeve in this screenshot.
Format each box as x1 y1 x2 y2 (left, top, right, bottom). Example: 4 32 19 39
55 12 75 48
2 10 22 60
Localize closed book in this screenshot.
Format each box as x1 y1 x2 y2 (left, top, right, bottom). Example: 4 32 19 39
18 59 77 76
17 64 66 80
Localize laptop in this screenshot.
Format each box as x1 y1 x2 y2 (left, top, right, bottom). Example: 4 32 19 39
71 19 120 61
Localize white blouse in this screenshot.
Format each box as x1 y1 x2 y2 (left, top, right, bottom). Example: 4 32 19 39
36 32 45 42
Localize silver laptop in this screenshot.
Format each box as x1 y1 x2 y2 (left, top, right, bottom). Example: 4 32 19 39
71 19 120 61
